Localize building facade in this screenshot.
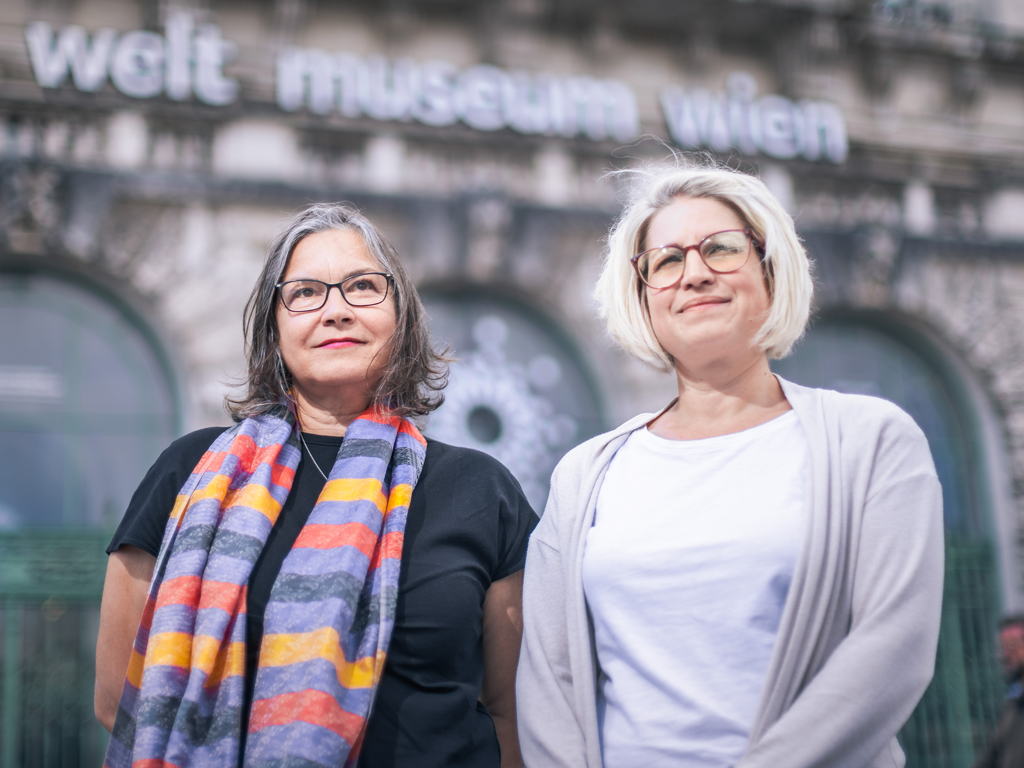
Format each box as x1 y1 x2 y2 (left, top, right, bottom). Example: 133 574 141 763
2 0 1024 764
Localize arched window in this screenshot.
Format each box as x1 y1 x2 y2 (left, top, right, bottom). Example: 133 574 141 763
421 291 604 511
0 270 179 529
0 268 180 765
774 312 1007 767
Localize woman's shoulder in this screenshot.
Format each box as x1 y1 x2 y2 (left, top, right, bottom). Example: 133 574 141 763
552 412 654 480
532 413 654 537
781 377 922 433
108 425 231 557
421 438 522 489
424 437 508 469
155 426 233 475
780 378 934 474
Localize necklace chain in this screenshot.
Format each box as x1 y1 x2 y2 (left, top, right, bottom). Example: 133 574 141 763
299 431 329 482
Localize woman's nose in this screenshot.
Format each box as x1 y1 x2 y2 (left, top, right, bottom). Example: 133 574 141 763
320 285 356 321
680 249 716 288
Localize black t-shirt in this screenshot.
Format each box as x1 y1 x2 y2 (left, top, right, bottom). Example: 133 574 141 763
107 427 538 768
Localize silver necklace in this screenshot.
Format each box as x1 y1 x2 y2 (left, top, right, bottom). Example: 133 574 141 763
299 431 329 481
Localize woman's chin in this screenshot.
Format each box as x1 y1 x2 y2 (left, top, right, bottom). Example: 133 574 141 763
663 329 745 356
294 373 375 402
663 331 755 362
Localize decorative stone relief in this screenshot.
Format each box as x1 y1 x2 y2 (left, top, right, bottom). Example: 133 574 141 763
896 255 1024 520
0 163 61 256
850 225 903 306
422 297 603 511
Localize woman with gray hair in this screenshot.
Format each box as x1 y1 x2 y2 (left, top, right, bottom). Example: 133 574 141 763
516 163 944 768
95 203 537 768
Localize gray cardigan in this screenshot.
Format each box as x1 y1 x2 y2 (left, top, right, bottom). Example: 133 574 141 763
516 377 944 768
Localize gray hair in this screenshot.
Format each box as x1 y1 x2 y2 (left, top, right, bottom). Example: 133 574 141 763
226 202 450 420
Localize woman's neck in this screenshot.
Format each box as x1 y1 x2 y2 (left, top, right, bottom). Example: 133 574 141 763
650 355 790 441
292 388 371 437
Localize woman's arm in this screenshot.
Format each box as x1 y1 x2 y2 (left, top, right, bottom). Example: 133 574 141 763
480 569 525 768
94 544 156 732
515 466 593 768
739 418 945 768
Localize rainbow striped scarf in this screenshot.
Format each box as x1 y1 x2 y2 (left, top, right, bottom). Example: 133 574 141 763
104 404 426 768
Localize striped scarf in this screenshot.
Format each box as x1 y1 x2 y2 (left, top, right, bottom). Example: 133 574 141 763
104 404 426 768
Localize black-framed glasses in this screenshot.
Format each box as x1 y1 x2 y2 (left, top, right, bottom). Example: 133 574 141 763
276 273 394 312
631 229 761 289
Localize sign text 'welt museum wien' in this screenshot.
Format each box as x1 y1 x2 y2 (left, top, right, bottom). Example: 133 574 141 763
24 15 848 164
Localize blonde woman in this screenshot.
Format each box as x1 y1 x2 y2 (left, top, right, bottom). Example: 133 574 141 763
516 164 944 768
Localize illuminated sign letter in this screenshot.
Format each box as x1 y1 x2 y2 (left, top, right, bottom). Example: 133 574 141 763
800 100 848 164
661 87 731 152
277 48 361 117
557 77 637 142
110 30 165 98
25 22 115 92
164 11 192 100
274 46 639 143
661 72 848 164
193 23 239 106
502 71 553 135
277 47 332 114
25 16 239 106
359 55 417 121
457 66 508 131
758 94 801 159
413 61 458 127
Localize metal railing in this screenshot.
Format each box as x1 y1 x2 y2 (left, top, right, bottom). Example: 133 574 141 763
0 532 109 768
900 539 1004 767
0 533 1005 767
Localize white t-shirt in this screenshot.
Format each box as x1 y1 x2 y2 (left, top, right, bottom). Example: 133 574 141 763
581 411 808 768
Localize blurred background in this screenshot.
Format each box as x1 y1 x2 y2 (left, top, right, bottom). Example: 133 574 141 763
2 0 1024 764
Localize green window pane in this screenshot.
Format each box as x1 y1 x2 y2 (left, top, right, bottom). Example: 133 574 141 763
0 272 178 529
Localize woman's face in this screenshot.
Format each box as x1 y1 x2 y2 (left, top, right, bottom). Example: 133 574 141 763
643 196 770 370
276 229 397 406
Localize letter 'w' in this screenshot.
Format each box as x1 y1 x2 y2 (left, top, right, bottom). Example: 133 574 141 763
661 86 731 152
25 22 116 92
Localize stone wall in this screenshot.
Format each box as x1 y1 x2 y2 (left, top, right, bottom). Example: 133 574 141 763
3 0 1024 592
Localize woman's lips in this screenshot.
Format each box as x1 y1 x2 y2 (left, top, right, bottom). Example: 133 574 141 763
681 298 729 312
317 339 362 348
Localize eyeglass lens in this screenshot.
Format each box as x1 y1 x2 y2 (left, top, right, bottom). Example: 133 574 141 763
638 231 751 288
280 274 389 311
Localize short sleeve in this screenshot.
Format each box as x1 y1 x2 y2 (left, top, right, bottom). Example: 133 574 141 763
107 426 228 557
492 467 540 582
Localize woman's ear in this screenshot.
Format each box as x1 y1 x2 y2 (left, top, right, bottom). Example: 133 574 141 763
760 252 775 301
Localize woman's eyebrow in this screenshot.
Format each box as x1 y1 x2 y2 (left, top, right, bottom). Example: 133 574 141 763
340 267 381 280
282 267 380 282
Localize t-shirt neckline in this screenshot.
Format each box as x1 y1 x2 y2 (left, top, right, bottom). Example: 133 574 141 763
639 409 798 454
299 432 345 446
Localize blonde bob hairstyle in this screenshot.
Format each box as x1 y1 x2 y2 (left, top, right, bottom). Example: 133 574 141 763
595 162 813 371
